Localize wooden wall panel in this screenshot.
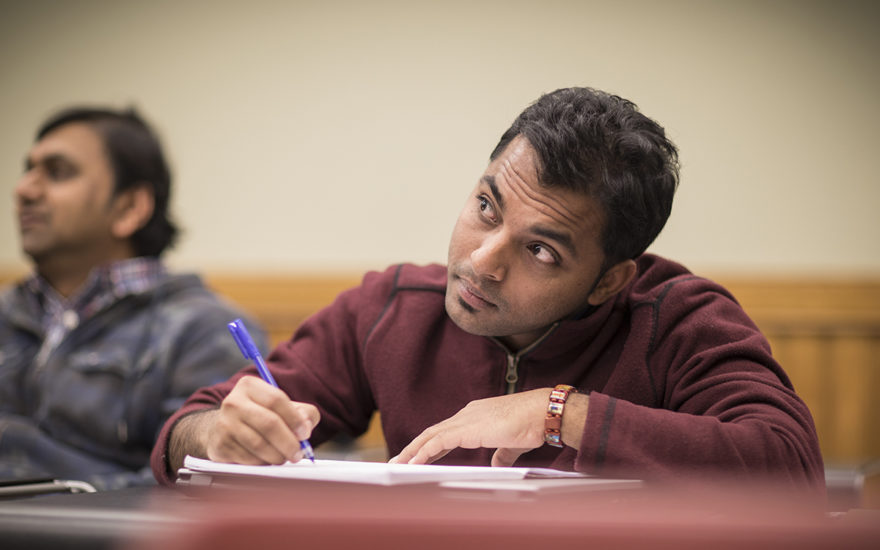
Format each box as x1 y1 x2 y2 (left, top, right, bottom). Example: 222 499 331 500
769 335 829 447
828 336 876 460
767 333 879 463
206 274 880 466
2 270 878 466
716 277 880 466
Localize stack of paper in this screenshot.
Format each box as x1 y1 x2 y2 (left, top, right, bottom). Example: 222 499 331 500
178 455 590 487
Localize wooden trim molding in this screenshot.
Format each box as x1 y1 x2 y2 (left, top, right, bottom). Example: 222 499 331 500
714 276 880 335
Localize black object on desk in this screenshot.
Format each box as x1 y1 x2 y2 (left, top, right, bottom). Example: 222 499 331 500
0 485 187 550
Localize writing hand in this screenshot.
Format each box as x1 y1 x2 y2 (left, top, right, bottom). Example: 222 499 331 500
205 375 319 465
390 388 551 467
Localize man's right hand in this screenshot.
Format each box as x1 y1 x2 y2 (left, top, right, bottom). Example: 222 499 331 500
168 376 319 473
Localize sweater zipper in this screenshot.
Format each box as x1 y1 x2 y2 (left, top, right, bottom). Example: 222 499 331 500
498 322 560 395
504 354 519 394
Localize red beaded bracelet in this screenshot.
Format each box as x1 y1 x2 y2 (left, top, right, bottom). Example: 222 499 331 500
544 384 577 447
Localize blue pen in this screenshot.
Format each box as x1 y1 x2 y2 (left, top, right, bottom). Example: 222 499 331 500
227 318 316 463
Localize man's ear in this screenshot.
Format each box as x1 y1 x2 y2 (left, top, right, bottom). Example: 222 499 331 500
587 259 637 306
111 185 155 240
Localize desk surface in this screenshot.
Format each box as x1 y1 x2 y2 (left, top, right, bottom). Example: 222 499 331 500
0 481 877 550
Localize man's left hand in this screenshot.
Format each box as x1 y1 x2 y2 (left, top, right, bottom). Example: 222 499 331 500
389 388 552 467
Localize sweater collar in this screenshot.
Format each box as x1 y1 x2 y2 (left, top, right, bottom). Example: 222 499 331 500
503 292 621 362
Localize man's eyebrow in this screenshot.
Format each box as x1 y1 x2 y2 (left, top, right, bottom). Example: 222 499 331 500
532 225 577 258
481 174 578 257
24 153 68 171
481 175 505 211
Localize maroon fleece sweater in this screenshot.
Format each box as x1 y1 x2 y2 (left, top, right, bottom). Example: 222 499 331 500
151 255 824 490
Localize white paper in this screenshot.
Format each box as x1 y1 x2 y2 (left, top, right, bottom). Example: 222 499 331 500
181 455 586 486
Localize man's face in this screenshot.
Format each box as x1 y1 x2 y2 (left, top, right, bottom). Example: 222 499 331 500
15 122 119 264
446 137 608 349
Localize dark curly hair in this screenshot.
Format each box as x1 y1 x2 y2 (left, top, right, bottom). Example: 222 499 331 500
491 87 679 266
36 107 178 257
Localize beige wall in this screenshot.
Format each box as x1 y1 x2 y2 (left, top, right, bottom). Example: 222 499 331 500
1 0 878 276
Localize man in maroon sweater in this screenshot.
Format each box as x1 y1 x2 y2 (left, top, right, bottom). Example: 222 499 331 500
152 87 824 491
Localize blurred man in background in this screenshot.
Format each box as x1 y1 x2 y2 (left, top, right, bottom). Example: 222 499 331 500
0 107 266 490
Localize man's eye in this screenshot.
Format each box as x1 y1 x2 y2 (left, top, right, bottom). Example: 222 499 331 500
528 243 558 265
46 161 76 181
477 196 496 219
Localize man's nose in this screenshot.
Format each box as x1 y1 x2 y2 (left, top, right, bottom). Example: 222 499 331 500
470 231 509 282
15 171 43 202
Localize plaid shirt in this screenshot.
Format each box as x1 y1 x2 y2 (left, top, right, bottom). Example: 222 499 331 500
24 258 166 369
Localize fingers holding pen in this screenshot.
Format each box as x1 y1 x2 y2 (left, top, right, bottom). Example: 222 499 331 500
208 411 287 465
207 376 320 465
